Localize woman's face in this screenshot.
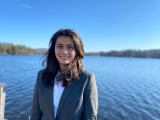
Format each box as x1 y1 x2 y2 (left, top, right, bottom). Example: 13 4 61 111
55 36 76 70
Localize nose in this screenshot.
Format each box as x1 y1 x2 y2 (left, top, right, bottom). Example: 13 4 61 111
61 48 68 54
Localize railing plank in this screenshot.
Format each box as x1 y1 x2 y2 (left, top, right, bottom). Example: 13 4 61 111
0 83 7 120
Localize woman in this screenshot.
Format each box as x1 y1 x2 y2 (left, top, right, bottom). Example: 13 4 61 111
30 29 98 120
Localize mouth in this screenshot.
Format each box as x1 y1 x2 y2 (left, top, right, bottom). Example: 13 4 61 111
60 56 69 59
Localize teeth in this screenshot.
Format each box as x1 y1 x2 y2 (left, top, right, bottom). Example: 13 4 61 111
61 57 68 58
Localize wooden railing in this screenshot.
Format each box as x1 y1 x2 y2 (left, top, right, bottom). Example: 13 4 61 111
0 83 7 120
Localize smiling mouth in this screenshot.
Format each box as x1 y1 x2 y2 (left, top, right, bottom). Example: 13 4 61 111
61 56 69 59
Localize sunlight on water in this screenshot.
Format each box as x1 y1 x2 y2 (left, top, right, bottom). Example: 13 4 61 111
0 55 160 120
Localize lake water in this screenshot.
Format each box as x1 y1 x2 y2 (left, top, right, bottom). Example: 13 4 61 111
0 55 160 120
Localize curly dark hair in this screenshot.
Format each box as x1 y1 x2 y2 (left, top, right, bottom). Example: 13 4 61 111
42 29 84 87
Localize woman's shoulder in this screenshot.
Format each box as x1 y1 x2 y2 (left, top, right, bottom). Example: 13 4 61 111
78 69 96 87
38 68 46 75
36 69 46 79
79 68 95 78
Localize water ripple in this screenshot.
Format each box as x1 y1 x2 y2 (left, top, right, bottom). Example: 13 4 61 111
1 55 160 120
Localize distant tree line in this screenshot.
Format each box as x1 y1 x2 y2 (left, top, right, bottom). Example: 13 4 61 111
0 42 37 55
85 49 160 58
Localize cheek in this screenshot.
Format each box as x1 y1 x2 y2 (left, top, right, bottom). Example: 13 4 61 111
55 49 59 57
71 51 76 58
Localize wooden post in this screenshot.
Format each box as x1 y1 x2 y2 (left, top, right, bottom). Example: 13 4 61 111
0 83 7 120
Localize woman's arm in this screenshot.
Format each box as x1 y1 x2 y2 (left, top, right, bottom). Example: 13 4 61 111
83 73 98 120
30 72 42 120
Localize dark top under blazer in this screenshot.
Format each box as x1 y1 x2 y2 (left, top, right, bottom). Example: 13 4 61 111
30 69 98 120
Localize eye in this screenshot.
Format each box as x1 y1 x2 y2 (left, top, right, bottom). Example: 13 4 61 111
57 46 62 49
68 46 74 49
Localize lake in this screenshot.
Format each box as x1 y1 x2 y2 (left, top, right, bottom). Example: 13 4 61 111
0 55 160 120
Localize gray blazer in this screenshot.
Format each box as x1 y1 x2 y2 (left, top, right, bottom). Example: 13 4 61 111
30 69 98 120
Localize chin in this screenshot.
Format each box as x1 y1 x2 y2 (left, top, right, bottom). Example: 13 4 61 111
60 62 70 65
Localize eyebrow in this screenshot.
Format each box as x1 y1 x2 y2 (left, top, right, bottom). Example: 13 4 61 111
56 43 74 46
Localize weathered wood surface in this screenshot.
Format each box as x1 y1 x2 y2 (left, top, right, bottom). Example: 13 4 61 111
0 83 7 120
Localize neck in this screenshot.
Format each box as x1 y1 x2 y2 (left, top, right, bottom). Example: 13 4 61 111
59 64 65 72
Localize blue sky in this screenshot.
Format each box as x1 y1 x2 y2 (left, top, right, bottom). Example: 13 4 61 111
0 0 160 52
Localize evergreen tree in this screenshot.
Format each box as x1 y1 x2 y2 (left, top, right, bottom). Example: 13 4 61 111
7 47 13 54
12 46 18 54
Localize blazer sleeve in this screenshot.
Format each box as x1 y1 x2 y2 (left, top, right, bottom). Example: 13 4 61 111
83 73 98 120
30 72 42 120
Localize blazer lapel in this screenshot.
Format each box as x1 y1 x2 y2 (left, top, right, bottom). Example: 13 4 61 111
56 79 77 119
46 84 56 120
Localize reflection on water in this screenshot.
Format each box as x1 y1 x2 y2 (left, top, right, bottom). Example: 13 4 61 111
0 55 160 120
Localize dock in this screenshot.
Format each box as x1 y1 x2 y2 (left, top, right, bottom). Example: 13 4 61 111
0 83 7 120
